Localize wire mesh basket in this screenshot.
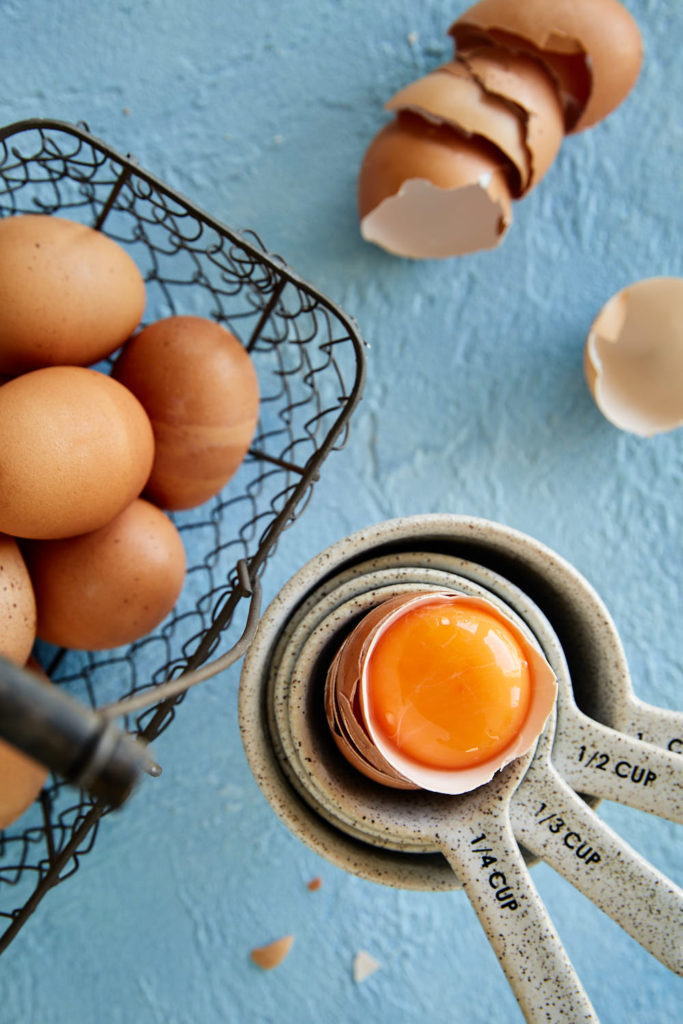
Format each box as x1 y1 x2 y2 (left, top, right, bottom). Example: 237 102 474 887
0 117 366 952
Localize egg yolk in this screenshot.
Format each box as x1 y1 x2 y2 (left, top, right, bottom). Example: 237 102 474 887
363 599 532 771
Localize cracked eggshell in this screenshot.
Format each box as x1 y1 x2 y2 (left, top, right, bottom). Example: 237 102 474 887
449 0 643 133
324 594 419 789
358 111 512 259
385 62 530 196
357 592 558 796
451 48 564 192
584 277 683 437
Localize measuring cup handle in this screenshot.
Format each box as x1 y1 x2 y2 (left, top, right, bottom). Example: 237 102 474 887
511 762 683 976
617 698 683 756
554 713 683 823
439 813 598 1024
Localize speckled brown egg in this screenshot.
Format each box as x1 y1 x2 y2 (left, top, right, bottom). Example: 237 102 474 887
26 498 186 650
113 315 260 510
0 214 146 374
0 367 155 540
0 534 36 666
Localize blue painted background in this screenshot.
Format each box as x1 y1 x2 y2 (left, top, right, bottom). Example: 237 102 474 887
1 1 681 1021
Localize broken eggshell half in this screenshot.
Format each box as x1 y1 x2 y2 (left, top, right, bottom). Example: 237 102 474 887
386 49 564 197
357 111 513 259
584 277 683 438
448 0 643 133
326 590 558 796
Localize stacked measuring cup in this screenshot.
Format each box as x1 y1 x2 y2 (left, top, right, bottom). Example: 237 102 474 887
239 514 683 1024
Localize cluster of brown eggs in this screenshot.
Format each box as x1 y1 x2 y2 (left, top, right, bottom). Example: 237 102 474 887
0 212 260 827
357 0 643 258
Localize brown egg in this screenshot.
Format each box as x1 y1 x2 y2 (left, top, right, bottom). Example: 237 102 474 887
113 315 260 510
0 660 49 831
449 0 643 132
26 498 186 650
358 111 513 259
0 367 154 539
0 534 36 667
0 214 146 374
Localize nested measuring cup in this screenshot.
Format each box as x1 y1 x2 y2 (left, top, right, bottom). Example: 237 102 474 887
260 562 682 975
248 577 597 1023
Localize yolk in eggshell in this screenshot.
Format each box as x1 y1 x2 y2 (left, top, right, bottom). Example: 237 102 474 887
363 599 532 771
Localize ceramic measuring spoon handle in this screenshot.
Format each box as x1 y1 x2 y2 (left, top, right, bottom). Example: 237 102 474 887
438 811 598 1024
510 762 683 975
554 713 683 823
618 699 683 756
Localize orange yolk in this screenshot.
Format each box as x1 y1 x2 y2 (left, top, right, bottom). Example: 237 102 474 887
363 599 532 771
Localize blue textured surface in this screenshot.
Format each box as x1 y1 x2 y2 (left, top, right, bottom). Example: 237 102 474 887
2 1 682 1021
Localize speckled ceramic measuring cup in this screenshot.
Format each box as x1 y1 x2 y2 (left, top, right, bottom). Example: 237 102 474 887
270 514 683 816
265 566 682 975
264 582 596 1023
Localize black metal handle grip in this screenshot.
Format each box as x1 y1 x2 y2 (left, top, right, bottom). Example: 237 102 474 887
0 656 156 808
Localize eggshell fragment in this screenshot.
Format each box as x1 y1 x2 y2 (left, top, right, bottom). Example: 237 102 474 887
584 277 683 437
0 534 36 666
250 935 294 970
113 315 260 510
450 48 564 192
385 62 530 196
449 0 643 132
0 214 146 374
25 498 186 650
358 112 512 259
0 367 155 540
353 951 381 982
325 594 420 789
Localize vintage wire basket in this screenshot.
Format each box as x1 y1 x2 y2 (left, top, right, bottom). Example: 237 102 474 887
0 117 366 952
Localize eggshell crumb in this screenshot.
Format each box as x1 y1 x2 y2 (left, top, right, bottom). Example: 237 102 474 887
250 935 294 970
353 950 381 982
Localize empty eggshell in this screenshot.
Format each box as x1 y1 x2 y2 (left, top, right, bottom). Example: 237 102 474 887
385 62 531 196
358 111 512 259
449 0 643 132
451 48 565 192
584 277 683 437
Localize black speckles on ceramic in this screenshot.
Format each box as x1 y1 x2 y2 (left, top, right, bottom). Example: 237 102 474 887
238 514 683 1005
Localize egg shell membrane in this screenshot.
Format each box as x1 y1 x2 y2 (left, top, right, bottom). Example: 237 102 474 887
449 0 643 132
584 277 683 437
385 63 529 197
447 49 564 192
324 594 419 788
358 112 513 259
357 592 558 795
